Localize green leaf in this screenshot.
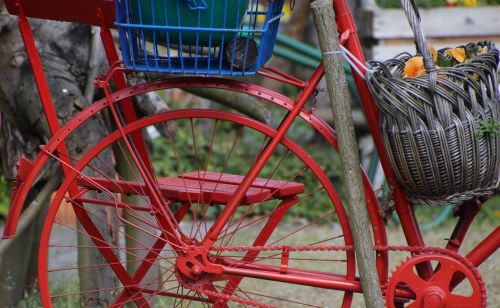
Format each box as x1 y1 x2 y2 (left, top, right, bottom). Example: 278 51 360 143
475 120 500 139
436 54 455 68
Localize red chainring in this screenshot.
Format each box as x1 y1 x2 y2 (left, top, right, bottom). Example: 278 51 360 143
385 251 486 308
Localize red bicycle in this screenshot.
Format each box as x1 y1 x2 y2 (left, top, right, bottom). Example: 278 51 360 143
1 0 498 307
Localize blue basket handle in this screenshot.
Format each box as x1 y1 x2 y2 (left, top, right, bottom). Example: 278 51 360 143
184 0 208 10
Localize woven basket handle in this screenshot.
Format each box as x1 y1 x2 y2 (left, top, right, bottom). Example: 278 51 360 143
400 0 436 73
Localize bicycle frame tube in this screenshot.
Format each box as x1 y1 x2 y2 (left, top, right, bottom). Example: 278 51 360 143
202 65 326 249
103 82 185 247
15 5 156 304
466 226 499 267
97 8 155 176
5 73 497 298
98 9 186 247
0 2 495 307
4 0 496 302
332 0 435 278
4 1 83 238
219 262 416 300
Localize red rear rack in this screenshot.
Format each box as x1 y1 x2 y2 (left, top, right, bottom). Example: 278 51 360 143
4 0 116 27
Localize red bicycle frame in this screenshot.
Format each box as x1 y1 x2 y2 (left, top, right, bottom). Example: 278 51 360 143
2 0 498 303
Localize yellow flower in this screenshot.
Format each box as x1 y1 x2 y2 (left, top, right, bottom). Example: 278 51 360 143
478 46 488 55
463 0 477 7
445 48 466 63
257 4 268 24
494 210 500 218
404 57 426 78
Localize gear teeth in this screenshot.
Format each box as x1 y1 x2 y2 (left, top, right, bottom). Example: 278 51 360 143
385 248 486 308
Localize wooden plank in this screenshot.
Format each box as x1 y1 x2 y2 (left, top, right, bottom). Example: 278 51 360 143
372 7 500 39
180 171 304 198
76 176 273 205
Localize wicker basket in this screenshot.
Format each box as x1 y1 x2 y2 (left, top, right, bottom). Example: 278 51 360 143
366 0 500 205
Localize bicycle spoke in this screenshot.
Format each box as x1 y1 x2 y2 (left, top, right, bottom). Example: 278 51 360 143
54 209 151 307
41 110 354 307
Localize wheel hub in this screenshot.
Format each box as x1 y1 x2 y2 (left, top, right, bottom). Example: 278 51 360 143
175 245 221 286
422 286 446 308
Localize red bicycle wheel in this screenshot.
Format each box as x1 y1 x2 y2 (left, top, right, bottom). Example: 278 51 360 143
39 108 356 307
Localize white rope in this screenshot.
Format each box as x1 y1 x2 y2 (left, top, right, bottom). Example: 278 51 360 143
321 46 374 80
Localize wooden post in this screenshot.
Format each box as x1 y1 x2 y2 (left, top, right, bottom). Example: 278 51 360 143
311 1 385 307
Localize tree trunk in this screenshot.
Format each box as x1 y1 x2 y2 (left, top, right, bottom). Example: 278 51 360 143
0 3 119 305
115 140 160 305
0 176 59 306
311 1 385 307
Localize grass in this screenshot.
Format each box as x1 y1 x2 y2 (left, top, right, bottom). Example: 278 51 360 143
0 173 10 219
228 218 499 307
14 215 498 307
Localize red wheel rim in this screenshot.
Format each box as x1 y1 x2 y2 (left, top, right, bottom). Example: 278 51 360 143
39 109 357 307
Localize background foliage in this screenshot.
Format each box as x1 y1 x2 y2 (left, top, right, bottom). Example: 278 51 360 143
0 169 10 219
150 93 345 221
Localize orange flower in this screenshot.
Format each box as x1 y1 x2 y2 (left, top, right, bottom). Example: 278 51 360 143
429 45 437 62
404 56 426 78
445 48 466 63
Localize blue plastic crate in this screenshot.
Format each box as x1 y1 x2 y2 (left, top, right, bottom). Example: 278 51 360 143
115 0 285 75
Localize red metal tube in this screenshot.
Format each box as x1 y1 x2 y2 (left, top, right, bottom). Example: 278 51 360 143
4 1 76 239
466 226 499 268
223 264 363 292
446 199 481 252
332 0 396 186
449 226 499 289
220 197 300 299
98 9 153 175
17 8 60 137
393 187 434 279
204 65 326 245
222 263 415 299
